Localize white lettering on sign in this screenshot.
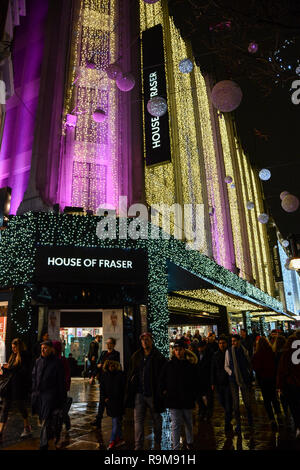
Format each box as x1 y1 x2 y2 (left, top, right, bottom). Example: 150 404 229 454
47 257 133 269
148 72 161 150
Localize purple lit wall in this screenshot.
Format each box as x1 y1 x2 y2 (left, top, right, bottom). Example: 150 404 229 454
0 0 49 214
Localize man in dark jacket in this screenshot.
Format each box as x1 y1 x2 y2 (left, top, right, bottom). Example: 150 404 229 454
225 334 253 435
88 335 101 383
31 341 66 450
197 340 212 420
211 335 233 434
160 338 199 450
125 332 167 450
240 329 254 358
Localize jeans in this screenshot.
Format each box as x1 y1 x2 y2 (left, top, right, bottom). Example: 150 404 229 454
170 409 193 450
258 378 281 421
110 416 123 442
0 398 28 424
216 386 233 429
230 382 253 428
134 393 162 450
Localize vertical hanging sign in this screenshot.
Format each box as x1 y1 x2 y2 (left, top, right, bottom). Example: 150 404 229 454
142 24 171 166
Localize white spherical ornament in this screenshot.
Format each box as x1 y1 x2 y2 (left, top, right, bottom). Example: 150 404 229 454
116 73 135 92
224 176 233 184
211 80 243 112
143 0 160 3
92 108 107 123
281 194 299 213
230 184 236 189
259 169 271 181
247 201 255 210
282 240 289 248
147 96 167 117
179 59 193 74
280 191 290 201
258 213 269 224
106 63 122 80
296 66 300 76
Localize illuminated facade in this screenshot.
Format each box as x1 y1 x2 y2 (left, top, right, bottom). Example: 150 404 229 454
139 0 275 298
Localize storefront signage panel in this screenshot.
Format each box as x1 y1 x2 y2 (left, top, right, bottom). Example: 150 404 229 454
35 247 147 284
142 24 171 166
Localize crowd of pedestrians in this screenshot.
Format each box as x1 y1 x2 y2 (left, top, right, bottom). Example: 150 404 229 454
0 327 300 450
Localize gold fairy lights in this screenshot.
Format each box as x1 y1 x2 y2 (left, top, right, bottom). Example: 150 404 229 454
62 0 119 212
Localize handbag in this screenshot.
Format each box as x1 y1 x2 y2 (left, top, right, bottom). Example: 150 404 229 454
0 371 13 397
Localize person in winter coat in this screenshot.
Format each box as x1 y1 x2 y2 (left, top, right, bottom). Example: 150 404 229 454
277 334 300 439
125 332 167 450
0 338 32 439
100 359 126 449
240 329 254 358
225 334 253 435
31 340 66 450
252 336 281 430
87 335 101 384
32 331 50 361
272 335 288 416
197 340 212 420
160 338 198 450
52 341 72 434
211 335 233 434
93 337 120 428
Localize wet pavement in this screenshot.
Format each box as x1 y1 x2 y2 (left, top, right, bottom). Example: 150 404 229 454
0 378 299 451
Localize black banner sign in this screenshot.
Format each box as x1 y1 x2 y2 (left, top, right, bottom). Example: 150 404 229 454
142 24 171 166
35 247 147 284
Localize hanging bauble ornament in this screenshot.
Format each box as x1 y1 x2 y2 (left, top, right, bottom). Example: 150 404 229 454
211 80 243 112
281 194 299 213
116 73 135 92
280 191 290 200
224 176 233 184
92 108 107 123
143 0 160 3
106 63 122 80
296 66 300 76
246 202 255 210
282 240 289 248
230 184 236 189
258 213 269 224
248 41 258 54
259 168 271 181
179 59 193 74
147 96 167 117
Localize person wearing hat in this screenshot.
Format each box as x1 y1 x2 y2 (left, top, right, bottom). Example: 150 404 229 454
31 340 66 450
125 332 167 450
160 338 199 450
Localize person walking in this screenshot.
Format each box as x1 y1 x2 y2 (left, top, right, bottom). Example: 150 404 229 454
197 340 212 421
125 332 167 450
88 335 101 384
211 335 233 435
31 340 66 450
273 335 288 416
252 336 281 430
240 329 254 358
160 338 198 450
52 341 72 433
100 360 126 449
277 334 300 439
225 334 254 435
93 337 120 428
33 331 50 361
0 338 32 439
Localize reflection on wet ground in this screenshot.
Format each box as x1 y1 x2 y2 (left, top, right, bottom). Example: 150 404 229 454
1 378 299 451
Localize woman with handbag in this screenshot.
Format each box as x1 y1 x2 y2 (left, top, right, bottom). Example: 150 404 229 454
0 338 32 439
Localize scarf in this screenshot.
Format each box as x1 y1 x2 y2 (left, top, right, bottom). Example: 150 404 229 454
232 346 246 388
